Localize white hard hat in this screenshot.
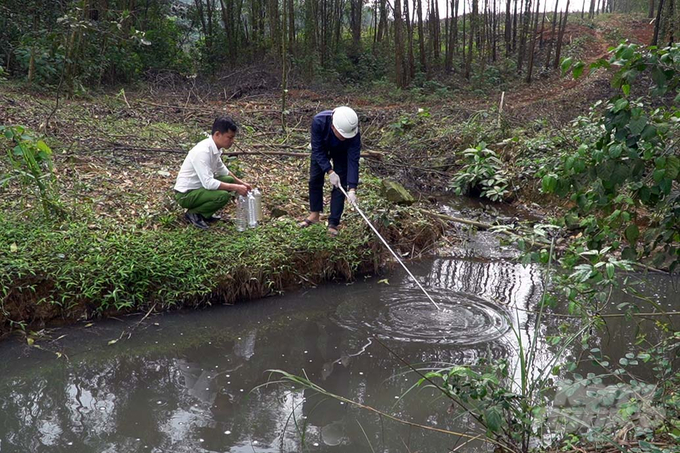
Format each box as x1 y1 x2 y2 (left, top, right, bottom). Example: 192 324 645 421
332 106 359 139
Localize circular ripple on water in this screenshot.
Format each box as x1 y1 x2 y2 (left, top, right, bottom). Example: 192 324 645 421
333 286 510 345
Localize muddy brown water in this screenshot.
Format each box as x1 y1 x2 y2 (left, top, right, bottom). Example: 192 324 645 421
0 252 677 452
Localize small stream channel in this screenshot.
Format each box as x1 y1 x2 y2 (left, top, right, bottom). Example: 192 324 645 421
0 203 678 453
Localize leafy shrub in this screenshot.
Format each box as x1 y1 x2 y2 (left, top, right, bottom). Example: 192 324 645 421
548 43 680 270
452 143 510 201
0 125 64 217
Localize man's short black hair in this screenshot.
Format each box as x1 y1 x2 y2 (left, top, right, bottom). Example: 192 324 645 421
212 116 238 135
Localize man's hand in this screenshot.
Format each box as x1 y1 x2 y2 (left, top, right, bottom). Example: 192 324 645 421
328 171 341 188
233 177 252 191
347 190 357 206
232 184 249 196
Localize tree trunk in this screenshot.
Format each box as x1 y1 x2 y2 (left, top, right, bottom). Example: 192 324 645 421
539 0 546 48
350 0 362 52
416 0 427 73
394 0 407 87
517 0 531 71
554 0 569 69
525 0 540 82
268 0 280 56
377 0 388 42
465 0 477 79
505 0 512 55
545 0 558 68
288 0 295 47
512 0 518 51
648 0 655 17
462 0 467 65
405 0 416 80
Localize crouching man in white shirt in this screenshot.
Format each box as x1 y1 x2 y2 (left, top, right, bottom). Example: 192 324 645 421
174 116 253 230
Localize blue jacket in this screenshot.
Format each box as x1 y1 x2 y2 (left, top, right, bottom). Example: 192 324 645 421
311 110 361 189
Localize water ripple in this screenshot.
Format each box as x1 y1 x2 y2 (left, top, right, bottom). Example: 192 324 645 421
333 286 511 345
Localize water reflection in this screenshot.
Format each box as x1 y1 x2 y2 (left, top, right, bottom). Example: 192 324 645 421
1 258 673 452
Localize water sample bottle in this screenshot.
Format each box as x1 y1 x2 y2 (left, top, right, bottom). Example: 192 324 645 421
235 195 248 231
252 188 263 221
247 191 258 228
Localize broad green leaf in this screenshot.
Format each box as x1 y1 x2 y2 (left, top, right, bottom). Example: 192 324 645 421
622 84 630 96
542 174 557 193
561 57 573 74
484 408 503 433
606 263 615 279
628 116 647 135
664 156 680 180
573 61 585 79
624 224 639 245
613 98 629 112
36 140 52 154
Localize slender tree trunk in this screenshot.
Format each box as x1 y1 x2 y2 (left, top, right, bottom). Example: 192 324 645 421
462 0 467 64
554 0 569 69
465 0 477 79
525 0 540 82
281 0 287 131
545 0 558 68
512 0 518 51
539 0 546 48
588 0 596 18
433 0 441 63
416 0 427 73
517 0 531 71
288 0 295 47
268 0 280 57
377 0 388 42
505 0 512 55
581 0 586 18
648 0 655 17
394 0 407 87
405 0 416 80
652 0 664 45
350 0 362 53
669 0 675 44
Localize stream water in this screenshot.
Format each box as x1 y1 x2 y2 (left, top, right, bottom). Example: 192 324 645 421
0 229 678 452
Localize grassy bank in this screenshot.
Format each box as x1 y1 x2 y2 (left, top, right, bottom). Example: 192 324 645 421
0 174 441 336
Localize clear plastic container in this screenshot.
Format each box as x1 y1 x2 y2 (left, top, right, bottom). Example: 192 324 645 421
235 195 248 231
247 191 258 228
252 188 263 221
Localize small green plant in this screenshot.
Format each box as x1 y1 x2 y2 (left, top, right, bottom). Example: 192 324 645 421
0 125 65 217
451 142 510 201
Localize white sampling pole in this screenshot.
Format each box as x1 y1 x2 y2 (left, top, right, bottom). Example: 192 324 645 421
337 185 441 311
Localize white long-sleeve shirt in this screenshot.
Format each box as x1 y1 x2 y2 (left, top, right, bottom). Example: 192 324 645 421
174 136 231 193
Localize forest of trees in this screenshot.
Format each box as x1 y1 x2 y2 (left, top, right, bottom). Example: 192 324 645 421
0 0 676 92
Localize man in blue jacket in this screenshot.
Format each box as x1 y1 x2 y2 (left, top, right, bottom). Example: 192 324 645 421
298 106 361 237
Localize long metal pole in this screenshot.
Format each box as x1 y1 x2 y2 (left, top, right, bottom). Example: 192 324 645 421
338 186 441 310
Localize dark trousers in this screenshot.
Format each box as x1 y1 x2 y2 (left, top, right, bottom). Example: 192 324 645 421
309 154 348 228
